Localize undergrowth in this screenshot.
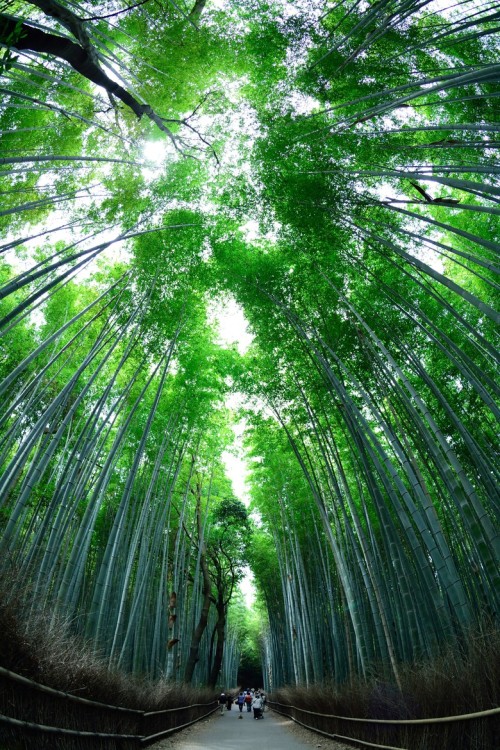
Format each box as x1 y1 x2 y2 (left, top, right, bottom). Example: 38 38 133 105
0 566 214 710
270 624 500 749
271 623 500 720
1 565 498 748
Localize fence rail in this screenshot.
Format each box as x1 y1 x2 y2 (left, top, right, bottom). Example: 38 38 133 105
0 666 217 748
0 667 144 714
268 699 500 750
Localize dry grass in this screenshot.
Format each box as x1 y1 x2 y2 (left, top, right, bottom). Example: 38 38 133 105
0 566 214 711
272 625 500 720
270 626 500 749
1 565 498 749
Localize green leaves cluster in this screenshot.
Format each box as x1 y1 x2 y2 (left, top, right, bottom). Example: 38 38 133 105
0 0 498 691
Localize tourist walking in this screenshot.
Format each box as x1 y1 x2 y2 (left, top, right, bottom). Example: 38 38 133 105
219 691 226 715
252 691 264 720
237 691 246 713
245 690 252 712
226 692 233 710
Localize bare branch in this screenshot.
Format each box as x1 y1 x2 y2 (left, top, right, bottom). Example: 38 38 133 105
82 0 151 22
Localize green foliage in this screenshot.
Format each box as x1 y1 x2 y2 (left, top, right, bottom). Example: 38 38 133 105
0 15 23 74
0 0 498 704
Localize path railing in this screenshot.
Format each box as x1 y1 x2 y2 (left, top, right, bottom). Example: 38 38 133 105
268 698 500 750
0 666 217 748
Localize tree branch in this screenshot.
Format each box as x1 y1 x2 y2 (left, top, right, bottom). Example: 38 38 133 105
2 6 217 156
26 0 98 62
189 0 207 22
82 0 151 22
0 15 182 148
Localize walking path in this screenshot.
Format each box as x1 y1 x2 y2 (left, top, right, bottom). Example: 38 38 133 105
154 706 351 750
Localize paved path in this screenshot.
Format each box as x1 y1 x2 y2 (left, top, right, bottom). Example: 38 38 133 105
155 707 331 750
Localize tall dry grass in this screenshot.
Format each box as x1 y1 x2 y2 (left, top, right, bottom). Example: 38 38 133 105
272 624 500 720
270 625 500 748
0 566 214 711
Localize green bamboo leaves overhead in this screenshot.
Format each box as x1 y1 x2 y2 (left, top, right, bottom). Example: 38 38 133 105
0 0 498 692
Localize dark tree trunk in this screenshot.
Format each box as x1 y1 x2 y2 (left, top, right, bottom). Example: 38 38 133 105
184 549 212 683
208 593 226 688
0 15 147 118
189 0 208 21
27 0 98 58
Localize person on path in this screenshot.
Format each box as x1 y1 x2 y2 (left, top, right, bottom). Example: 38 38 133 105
226 693 233 710
252 691 263 720
237 691 246 713
219 691 226 715
245 690 252 712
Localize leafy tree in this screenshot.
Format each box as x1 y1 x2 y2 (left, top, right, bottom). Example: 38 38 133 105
0 0 498 693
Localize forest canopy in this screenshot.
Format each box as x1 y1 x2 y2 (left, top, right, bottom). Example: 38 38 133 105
0 0 498 690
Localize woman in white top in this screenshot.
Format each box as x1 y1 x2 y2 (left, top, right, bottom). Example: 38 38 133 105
252 692 263 719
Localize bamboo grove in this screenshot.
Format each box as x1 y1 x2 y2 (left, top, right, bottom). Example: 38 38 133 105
0 0 498 693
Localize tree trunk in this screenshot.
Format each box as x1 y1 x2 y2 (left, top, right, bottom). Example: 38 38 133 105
184 549 212 682
0 15 147 117
189 0 208 22
208 593 226 688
